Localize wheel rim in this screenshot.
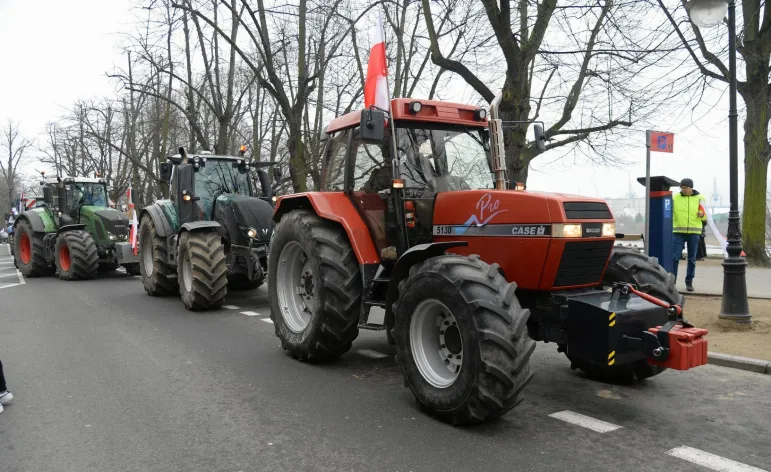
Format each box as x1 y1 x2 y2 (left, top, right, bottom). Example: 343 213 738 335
276 241 315 332
141 234 153 277
409 299 463 388
19 233 31 264
59 244 71 272
182 251 193 292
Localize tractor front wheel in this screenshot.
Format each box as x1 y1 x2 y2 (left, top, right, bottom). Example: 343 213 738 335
14 221 53 277
139 214 178 296
393 254 535 425
55 231 99 281
268 210 361 361
177 231 227 311
566 247 680 382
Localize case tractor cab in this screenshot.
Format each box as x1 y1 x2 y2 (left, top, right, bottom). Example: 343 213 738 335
139 148 279 311
267 97 708 425
13 176 140 279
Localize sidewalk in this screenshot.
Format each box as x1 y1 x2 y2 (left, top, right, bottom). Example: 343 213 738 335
674 257 771 299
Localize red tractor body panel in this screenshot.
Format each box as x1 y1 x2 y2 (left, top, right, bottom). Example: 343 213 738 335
274 193 381 265
431 190 616 291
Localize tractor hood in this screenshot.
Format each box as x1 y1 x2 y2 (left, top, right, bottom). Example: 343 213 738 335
213 194 275 245
432 190 614 231
93 209 130 239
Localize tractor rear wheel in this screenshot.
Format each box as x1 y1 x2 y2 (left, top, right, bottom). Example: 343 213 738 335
14 221 53 277
123 263 140 276
566 247 679 382
177 231 227 311
55 231 99 281
139 214 178 296
227 273 263 290
268 210 361 361
393 254 535 425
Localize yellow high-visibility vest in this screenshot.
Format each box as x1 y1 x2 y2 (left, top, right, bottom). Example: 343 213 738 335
672 192 706 234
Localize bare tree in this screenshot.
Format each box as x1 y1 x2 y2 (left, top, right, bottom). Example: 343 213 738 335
1 120 33 211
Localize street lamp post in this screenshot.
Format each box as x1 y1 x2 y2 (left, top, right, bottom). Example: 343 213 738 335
685 0 751 324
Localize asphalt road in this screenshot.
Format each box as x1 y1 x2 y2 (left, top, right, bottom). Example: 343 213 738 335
1 243 769 472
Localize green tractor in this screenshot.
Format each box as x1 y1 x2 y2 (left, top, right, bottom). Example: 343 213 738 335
13 176 141 279
139 148 279 311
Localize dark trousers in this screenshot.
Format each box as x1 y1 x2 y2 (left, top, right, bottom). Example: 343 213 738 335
0 359 6 392
673 233 700 284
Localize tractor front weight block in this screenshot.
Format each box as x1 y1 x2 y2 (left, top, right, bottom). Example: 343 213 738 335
564 287 708 371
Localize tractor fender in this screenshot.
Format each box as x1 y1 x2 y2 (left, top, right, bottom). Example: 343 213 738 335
140 205 174 238
385 242 469 319
273 193 379 264
14 212 46 233
179 221 223 237
57 224 86 235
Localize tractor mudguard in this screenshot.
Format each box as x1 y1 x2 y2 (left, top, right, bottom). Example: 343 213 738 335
57 224 86 235
180 221 222 234
141 204 175 238
384 242 468 318
15 211 48 233
273 193 380 264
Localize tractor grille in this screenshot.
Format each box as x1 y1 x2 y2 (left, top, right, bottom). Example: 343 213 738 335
563 202 612 220
553 240 613 287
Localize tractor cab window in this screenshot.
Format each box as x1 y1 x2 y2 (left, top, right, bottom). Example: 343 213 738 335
396 124 492 193
66 183 108 208
351 128 389 193
320 131 348 191
194 159 252 219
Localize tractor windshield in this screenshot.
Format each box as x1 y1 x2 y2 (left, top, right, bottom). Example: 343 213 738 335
195 159 252 200
67 182 108 208
396 123 492 192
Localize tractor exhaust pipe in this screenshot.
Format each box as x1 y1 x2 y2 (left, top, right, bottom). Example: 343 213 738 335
489 93 506 191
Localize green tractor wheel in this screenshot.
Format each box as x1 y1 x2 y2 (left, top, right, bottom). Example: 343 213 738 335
55 231 99 281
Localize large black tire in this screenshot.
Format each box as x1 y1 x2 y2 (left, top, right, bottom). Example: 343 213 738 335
14 221 53 277
393 254 535 425
227 273 263 290
177 231 227 311
139 213 178 296
567 247 680 382
268 210 361 361
55 230 99 281
123 263 141 276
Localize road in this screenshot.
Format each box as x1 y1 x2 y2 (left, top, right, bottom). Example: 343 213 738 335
1 243 769 472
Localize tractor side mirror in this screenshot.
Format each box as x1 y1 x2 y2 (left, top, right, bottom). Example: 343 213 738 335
272 167 282 184
160 162 173 183
256 169 272 198
361 108 385 142
533 124 546 152
43 186 54 206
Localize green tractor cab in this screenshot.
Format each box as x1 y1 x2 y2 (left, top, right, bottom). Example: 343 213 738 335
139 148 279 311
12 176 141 280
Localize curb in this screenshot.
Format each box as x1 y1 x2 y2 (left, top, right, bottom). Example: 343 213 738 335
708 352 771 374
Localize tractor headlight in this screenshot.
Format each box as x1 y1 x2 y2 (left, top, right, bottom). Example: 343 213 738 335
553 223 582 238
602 222 616 237
247 228 258 239
109 234 116 240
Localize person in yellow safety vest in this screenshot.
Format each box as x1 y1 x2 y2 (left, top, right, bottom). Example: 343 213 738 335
672 178 707 292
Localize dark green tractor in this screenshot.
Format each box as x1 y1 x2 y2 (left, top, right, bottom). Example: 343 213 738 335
139 148 279 311
13 176 141 280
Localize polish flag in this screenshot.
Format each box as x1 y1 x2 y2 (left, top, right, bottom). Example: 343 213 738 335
364 13 390 111
127 187 139 256
18 190 24 213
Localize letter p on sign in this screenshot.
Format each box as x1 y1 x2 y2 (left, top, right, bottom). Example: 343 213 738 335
650 131 674 153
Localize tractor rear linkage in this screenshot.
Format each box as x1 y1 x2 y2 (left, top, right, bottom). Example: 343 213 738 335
611 282 694 364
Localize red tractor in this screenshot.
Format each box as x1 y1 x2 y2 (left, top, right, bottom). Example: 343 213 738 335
267 97 708 425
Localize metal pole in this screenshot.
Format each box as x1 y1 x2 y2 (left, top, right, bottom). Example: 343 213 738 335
645 130 651 256
719 0 751 323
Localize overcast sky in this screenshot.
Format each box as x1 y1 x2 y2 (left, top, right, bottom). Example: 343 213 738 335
1 0 768 205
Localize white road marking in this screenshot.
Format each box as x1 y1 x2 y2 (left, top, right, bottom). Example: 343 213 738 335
548 410 621 433
356 349 390 359
240 311 261 317
666 446 768 472
223 305 240 310
260 318 274 324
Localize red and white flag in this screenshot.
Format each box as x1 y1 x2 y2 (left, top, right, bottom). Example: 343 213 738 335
18 190 24 213
127 187 139 256
364 13 390 112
